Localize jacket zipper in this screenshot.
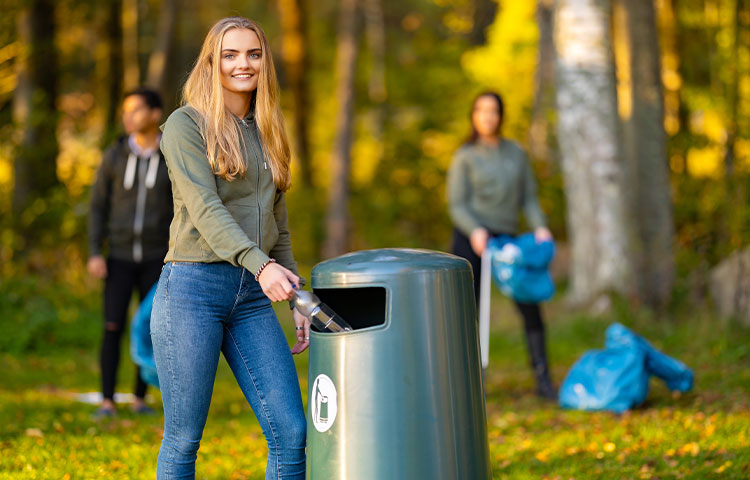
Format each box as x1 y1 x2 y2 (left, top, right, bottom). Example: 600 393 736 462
241 117 263 249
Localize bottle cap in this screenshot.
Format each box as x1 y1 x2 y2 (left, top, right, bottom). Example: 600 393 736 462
291 290 321 318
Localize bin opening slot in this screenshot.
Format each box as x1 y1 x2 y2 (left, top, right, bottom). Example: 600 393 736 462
312 287 386 331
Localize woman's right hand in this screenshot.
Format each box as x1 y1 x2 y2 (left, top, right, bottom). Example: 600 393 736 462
470 228 489 256
257 262 299 302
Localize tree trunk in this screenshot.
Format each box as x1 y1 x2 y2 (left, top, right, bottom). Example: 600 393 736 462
364 0 386 104
363 0 386 161
145 0 178 93
723 0 744 178
122 0 139 90
469 0 498 46
323 0 359 258
614 0 674 308
554 0 634 308
528 0 557 163
12 0 59 218
100 0 123 148
277 0 313 189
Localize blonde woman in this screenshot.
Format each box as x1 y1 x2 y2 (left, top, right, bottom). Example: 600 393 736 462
151 17 308 479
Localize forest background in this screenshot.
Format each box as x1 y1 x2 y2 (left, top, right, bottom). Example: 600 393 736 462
0 0 750 306
2 0 749 314
2 1 750 478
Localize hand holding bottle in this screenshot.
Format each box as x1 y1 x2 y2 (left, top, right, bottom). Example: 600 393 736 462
258 262 299 302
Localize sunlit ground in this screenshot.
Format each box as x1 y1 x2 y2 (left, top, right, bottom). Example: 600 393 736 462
1 292 748 479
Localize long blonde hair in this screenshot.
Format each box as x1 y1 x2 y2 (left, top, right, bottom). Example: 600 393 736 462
182 17 291 191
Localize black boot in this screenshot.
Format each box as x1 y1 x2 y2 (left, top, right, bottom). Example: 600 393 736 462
526 329 557 400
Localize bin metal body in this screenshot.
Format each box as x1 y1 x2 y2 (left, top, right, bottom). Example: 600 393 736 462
306 248 490 480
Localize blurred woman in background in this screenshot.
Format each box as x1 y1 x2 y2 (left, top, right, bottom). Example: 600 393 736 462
447 91 556 399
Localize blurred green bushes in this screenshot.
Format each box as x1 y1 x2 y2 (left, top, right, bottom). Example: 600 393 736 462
0 274 100 353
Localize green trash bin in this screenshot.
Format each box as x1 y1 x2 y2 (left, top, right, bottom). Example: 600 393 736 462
306 248 490 480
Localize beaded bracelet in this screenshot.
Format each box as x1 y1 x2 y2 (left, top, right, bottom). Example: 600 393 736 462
254 258 277 282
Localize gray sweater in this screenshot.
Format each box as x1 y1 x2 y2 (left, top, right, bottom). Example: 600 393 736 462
447 139 546 236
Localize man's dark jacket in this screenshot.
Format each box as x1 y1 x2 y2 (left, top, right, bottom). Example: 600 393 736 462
88 136 173 262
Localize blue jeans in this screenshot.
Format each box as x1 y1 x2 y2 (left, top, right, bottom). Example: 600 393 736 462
151 262 306 479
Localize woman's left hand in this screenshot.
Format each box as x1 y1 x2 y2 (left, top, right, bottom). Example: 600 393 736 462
290 309 311 354
534 227 553 243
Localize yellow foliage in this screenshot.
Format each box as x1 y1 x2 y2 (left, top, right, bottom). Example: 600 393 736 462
677 441 701 456
687 147 723 178
351 112 385 187
461 1 537 139
420 129 458 168
613 1 633 120
715 460 733 473
664 115 680 136
704 110 727 143
662 70 683 91
534 449 550 462
442 12 473 34
0 148 12 196
56 131 101 197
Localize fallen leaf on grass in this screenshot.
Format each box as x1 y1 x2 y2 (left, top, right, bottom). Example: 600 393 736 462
715 461 732 473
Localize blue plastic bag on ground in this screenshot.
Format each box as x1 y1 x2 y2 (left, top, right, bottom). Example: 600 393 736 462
558 347 649 413
487 233 555 303
605 323 694 392
559 323 693 413
130 284 159 388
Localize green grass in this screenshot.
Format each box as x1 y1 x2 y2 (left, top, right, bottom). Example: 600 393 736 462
1 289 749 479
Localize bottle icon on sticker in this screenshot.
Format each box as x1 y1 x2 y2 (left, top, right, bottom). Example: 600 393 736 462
312 374 337 432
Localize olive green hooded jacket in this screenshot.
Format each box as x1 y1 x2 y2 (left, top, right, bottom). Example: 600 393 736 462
160 106 299 277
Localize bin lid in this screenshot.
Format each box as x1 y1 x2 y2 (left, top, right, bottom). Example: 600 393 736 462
311 248 470 286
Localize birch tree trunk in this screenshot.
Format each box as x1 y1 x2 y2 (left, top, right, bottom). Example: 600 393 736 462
278 0 313 189
12 0 59 218
529 0 557 163
145 0 178 92
554 0 634 307
323 0 359 258
614 0 674 307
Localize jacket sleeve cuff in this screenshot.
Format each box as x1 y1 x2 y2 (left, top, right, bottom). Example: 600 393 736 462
239 249 271 276
525 207 548 230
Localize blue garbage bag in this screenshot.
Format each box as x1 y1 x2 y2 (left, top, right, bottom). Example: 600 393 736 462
487 233 555 303
130 283 159 388
605 323 694 392
559 323 693 413
558 347 649 413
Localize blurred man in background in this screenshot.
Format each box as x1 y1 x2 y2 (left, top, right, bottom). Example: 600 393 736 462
87 88 173 417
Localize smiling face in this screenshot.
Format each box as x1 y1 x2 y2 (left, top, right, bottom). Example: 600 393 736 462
219 28 262 97
472 95 502 139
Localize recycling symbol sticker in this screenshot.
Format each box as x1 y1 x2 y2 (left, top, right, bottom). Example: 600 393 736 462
311 374 338 433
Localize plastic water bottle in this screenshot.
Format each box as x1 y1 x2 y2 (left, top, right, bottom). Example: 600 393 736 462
291 290 353 333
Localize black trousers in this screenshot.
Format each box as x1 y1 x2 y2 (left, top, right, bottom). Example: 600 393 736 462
451 228 544 335
101 257 163 401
